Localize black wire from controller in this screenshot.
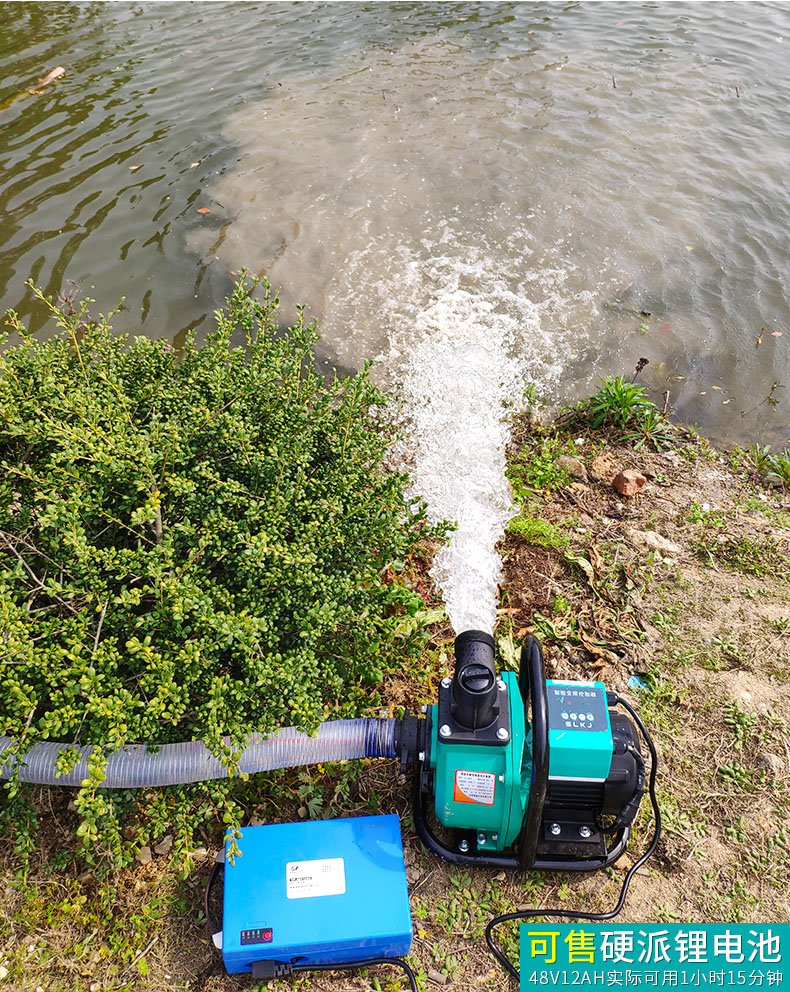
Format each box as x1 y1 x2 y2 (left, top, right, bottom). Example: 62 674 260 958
484 695 662 983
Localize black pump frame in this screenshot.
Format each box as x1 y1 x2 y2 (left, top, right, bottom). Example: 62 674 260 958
412 636 631 871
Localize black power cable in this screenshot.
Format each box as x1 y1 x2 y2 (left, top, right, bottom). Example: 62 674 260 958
484 695 662 983
252 956 418 990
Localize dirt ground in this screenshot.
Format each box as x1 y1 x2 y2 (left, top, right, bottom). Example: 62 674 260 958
1 422 789 992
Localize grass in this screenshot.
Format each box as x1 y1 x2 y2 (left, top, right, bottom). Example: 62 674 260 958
506 508 569 547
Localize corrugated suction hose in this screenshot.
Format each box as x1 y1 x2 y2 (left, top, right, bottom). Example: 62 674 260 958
0 718 398 788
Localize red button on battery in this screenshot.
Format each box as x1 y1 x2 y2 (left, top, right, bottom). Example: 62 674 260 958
263 929 273 942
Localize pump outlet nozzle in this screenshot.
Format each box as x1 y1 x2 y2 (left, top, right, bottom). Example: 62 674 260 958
451 630 499 730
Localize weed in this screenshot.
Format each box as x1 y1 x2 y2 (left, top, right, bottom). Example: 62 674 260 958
621 406 677 451
564 376 680 452
523 381 546 411
508 434 577 495
722 701 758 748
506 509 569 548
583 376 654 429
696 532 786 576
717 762 759 791
734 442 790 487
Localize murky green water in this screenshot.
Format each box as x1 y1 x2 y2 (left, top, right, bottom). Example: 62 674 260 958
2 1 789 445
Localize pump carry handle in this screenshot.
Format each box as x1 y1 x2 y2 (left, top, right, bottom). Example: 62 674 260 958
516 635 549 869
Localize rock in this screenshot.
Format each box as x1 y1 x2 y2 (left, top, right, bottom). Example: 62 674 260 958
427 968 449 985
663 451 683 467
192 847 209 859
764 472 784 489
628 529 682 556
591 451 619 483
122 825 136 841
135 846 152 866
613 470 647 496
756 752 786 779
154 834 173 857
0 967 8 981
556 455 588 482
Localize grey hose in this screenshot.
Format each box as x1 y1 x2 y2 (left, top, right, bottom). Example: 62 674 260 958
0 718 398 788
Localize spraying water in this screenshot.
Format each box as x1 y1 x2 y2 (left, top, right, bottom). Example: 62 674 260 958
182 20 790 632
398 296 521 634
379 241 589 634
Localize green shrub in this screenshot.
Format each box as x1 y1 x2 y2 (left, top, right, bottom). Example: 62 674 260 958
0 276 438 863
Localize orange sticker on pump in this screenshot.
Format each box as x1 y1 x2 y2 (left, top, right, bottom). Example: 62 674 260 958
453 769 496 805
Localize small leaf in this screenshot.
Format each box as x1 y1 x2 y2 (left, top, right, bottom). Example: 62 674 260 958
197 207 211 214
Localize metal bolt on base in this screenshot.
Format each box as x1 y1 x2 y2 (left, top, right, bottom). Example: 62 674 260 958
496 727 509 741
477 832 487 846
458 839 469 853
550 822 562 836
578 825 592 838
439 724 452 738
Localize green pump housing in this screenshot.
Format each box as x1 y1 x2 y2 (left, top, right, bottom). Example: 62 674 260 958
428 670 614 853
428 671 528 851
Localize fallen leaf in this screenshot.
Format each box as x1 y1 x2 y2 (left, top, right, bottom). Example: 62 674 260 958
772 331 783 337
197 207 211 214
129 165 142 172
189 161 200 168
711 385 722 391
564 553 595 586
589 544 605 573
29 65 65 93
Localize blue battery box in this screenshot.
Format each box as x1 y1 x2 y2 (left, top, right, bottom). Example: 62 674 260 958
221 814 413 973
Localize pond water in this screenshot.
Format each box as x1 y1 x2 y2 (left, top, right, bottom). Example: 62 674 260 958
2 1 789 630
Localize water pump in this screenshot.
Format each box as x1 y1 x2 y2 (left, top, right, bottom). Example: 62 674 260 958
204 629 656 984
398 630 646 871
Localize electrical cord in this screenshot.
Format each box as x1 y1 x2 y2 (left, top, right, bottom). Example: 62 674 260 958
252 956 418 990
484 695 662 983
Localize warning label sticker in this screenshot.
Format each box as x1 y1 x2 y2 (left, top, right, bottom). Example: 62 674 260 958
285 857 346 900
453 769 496 805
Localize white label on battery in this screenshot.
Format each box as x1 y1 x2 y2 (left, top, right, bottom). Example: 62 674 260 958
453 769 496 805
285 857 346 899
